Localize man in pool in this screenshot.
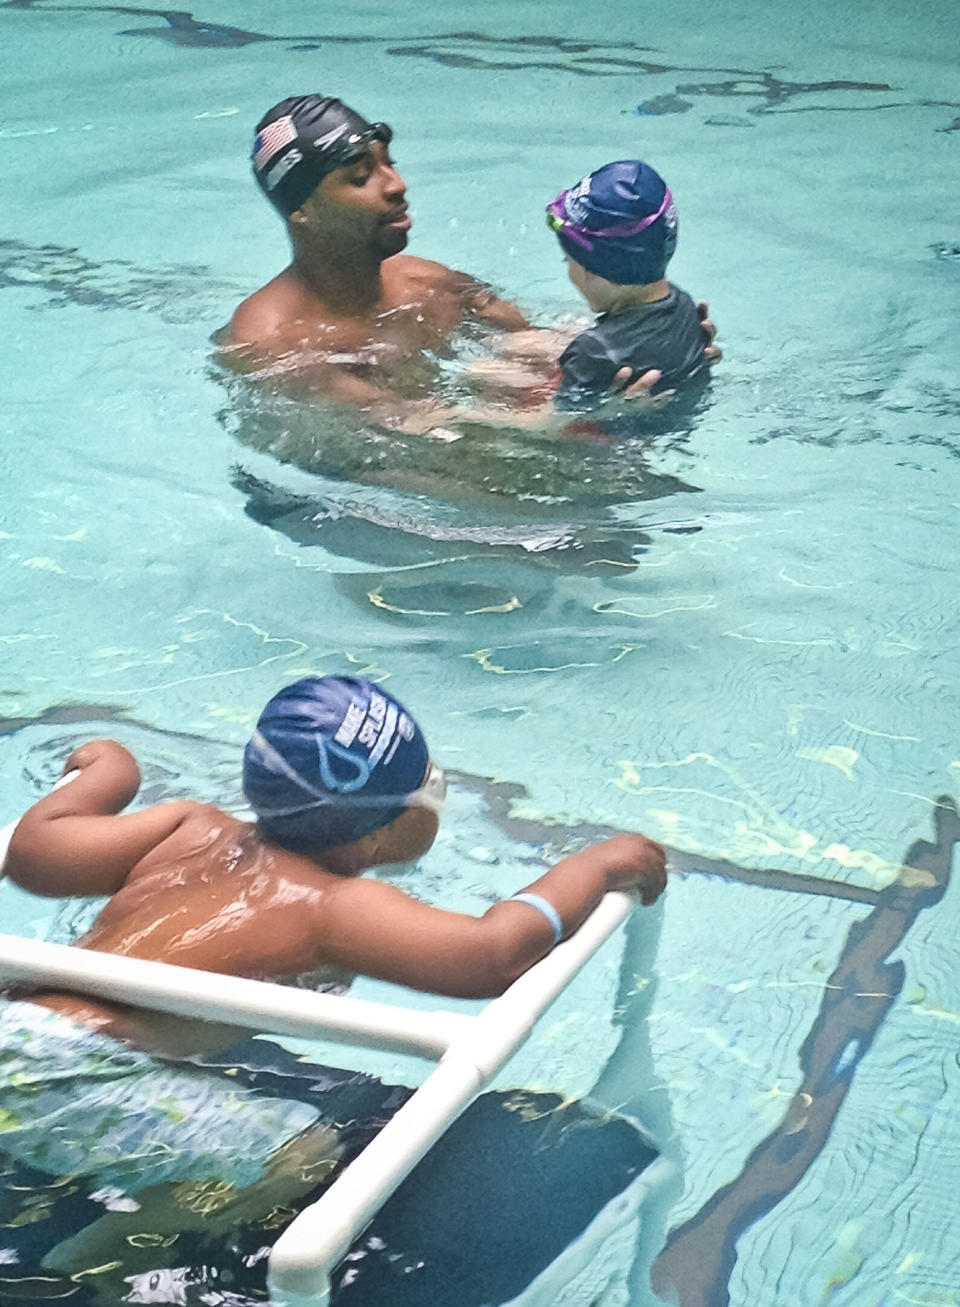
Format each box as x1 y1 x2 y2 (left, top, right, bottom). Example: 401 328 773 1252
220 94 719 431
2 674 665 1269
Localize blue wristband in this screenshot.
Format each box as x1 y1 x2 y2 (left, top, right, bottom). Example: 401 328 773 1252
510 892 564 945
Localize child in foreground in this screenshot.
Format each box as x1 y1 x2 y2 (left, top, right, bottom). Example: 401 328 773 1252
1 675 665 1265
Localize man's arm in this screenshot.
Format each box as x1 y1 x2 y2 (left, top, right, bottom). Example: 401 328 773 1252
433 265 532 332
463 283 531 331
696 300 722 362
5 740 195 898
316 833 666 998
221 342 471 436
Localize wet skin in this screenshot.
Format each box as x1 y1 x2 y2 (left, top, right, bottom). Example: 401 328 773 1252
17 814 440 1058
219 142 711 423
5 739 666 1058
222 140 529 412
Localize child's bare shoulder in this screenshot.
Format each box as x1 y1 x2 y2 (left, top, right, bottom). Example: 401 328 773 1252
123 802 251 877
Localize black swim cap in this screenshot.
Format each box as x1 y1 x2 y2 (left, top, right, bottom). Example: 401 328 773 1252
252 95 393 217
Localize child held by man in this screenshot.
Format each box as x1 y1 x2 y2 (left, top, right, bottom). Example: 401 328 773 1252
470 159 709 420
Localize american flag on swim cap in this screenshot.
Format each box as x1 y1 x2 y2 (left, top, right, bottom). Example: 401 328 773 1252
253 116 297 170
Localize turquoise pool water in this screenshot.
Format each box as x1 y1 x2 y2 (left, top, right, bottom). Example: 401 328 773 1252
1 0 959 1302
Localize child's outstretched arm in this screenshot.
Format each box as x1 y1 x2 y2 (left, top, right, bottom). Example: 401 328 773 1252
6 740 195 899
316 833 666 999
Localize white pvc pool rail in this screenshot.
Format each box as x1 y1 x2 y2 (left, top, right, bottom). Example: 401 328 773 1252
0 787 633 1306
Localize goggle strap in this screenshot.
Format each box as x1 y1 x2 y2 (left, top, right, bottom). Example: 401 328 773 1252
546 186 673 250
248 732 442 819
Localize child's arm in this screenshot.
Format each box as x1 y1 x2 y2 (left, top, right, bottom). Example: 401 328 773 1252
489 328 579 364
5 740 195 899
316 833 666 998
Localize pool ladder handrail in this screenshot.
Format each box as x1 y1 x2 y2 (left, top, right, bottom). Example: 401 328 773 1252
0 791 632 1305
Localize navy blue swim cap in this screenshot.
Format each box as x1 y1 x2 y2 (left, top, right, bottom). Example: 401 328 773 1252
547 160 678 286
243 676 429 851
252 95 393 218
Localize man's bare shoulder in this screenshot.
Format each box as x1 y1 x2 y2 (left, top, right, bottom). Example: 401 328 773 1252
391 256 528 328
383 253 476 294
221 269 307 349
392 252 453 278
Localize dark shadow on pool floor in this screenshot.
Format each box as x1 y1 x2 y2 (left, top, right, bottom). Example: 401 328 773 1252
650 797 959 1307
3 3 958 128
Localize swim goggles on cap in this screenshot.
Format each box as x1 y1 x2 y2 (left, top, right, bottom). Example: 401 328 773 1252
265 122 394 205
545 186 673 252
412 760 447 812
318 122 393 171
248 729 446 820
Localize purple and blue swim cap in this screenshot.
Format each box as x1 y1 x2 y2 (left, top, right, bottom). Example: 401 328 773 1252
243 676 429 851
547 160 678 286
252 94 392 217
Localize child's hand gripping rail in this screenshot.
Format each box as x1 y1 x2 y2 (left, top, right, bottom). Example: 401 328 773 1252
267 842 892 1302
267 889 633 1305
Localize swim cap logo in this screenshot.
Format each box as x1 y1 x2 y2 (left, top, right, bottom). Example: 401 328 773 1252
335 696 367 748
368 701 399 767
264 148 302 191
253 115 297 170
333 692 400 772
358 692 387 749
313 123 350 151
565 176 593 224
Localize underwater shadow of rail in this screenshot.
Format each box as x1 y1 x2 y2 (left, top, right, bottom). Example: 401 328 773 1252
647 796 958 1307
452 773 959 1304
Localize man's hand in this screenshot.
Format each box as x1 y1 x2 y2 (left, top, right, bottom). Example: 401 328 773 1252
610 367 675 406
595 834 668 904
697 299 721 362
608 298 722 405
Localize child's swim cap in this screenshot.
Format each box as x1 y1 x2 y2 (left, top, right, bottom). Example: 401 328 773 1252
546 160 678 286
243 676 429 851
252 95 393 217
